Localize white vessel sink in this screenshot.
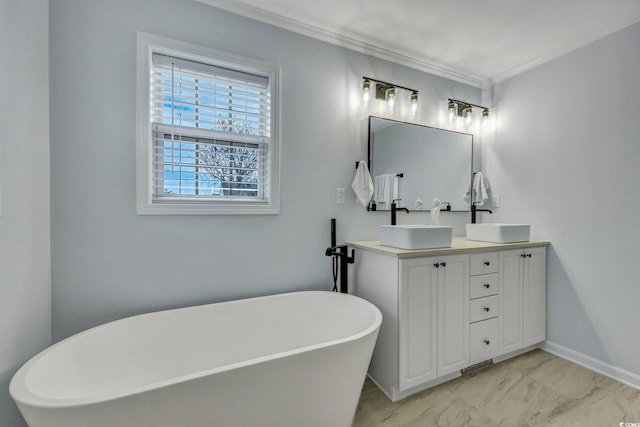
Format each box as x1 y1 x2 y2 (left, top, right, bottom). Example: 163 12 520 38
466 223 530 243
380 225 453 250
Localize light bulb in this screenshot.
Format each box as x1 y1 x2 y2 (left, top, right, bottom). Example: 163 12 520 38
482 108 490 126
464 106 473 126
386 87 396 113
362 79 371 106
448 100 456 124
410 92 418 116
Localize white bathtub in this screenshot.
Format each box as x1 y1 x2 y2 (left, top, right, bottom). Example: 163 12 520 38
10 291 381 427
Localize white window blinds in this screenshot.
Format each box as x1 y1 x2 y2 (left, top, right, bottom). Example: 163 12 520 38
150 53 271 202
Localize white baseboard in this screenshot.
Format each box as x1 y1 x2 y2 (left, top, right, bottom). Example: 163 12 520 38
540 341 640 391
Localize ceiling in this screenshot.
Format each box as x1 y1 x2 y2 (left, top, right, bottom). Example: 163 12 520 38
196 0 640 87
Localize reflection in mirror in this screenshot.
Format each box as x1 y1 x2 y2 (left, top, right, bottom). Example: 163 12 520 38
368 116 472 212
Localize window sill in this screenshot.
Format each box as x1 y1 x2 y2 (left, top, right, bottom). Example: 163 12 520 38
137 199 280 215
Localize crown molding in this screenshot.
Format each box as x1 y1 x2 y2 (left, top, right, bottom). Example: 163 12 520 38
195 0 487 88
196 0 640 89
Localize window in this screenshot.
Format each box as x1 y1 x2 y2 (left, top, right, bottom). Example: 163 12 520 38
137 33 279 214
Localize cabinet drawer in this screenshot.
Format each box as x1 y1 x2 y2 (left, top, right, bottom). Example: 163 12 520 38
469 295 498 323
470 252 498 276
469 317 498 365
470 273 498 299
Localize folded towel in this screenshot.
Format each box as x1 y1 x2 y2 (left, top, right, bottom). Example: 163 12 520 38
463 172 492 206
351 161 374 207
375 173 399 209
374 175 387 203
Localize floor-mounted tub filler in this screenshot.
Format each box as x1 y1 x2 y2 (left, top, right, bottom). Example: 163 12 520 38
11 291 382 427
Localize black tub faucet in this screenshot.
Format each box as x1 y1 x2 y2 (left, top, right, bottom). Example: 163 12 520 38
390 199 409 225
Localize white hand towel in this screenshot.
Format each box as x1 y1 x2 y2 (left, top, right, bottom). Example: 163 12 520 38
375 173 399 209
375 175 387 204
463 172 492 206
476 172 491 206
351 161 374 207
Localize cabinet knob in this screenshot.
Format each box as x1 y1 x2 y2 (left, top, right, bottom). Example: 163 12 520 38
483 306 490 312
527 253 532 258
484 283 490 289
521 253 526 258
483 339 491 345
484 261 490 266
433 263 440 268
440 262 446 267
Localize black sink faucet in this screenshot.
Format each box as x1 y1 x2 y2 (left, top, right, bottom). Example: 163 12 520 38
470 203 493 224
390 199 410 225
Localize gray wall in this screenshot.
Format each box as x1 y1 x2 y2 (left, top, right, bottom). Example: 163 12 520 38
50 0 479 341
0 0 51 425
484 22 640 377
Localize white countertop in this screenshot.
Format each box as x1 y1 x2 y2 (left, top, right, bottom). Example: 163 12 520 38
347 236 550 258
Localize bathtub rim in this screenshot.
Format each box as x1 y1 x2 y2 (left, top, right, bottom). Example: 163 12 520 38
10 291 382 410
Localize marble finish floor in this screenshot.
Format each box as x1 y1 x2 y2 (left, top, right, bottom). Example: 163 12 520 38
353 349 640 426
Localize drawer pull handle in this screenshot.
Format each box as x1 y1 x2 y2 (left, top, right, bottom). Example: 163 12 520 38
483 306 490 312
434 263 440 268
440 262 446 267
527 254 532 258
484 261 490 266
484 339 491 345
483 284 490 289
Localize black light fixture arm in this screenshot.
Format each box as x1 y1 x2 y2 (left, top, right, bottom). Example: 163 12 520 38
364 76 418 94
448 98 490 111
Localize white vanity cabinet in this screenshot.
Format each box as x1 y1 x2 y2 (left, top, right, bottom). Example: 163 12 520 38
398 255 469 391
350 237 548 402
499 247 546 353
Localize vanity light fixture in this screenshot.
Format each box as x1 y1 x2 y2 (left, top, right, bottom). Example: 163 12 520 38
447 98 491 128
362 76 419 116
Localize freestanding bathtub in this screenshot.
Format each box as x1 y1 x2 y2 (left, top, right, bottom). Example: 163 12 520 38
10 291 382 427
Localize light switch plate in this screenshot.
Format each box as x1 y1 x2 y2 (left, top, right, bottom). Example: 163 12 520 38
336 188 345 204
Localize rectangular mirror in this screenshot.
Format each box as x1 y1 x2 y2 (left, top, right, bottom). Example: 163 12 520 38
368 116 473 211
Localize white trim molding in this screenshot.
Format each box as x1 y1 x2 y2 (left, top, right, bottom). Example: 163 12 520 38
194 0 485 88
540 341 640 391
195 1 640 89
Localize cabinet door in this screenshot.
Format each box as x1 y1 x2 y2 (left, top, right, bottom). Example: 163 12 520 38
524 247 546 346
399 257 438 390
498 249 524 355
437 254 469 376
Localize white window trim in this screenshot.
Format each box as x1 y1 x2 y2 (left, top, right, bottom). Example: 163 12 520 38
136 32 280 214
